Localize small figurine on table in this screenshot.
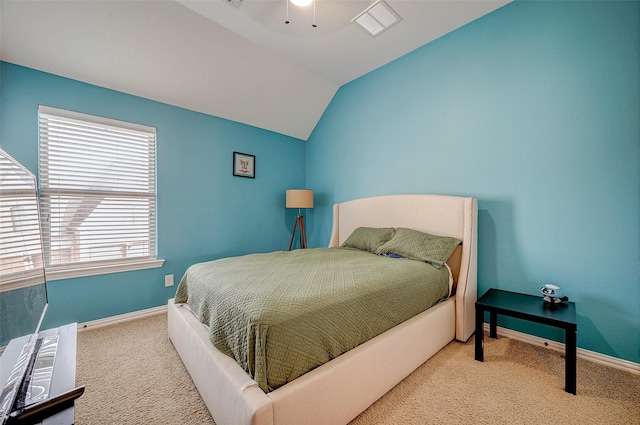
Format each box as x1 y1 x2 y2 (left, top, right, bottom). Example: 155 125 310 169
540 283 569 306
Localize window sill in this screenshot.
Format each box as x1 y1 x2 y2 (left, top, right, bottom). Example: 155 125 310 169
46 259 165 281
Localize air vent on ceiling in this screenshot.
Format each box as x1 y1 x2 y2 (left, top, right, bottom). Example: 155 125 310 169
224 0 243 9
352 0 402 37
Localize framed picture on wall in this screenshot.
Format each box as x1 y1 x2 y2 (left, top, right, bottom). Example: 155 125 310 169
233 152 255 178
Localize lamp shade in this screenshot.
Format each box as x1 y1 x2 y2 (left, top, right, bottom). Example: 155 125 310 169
286 189 314 209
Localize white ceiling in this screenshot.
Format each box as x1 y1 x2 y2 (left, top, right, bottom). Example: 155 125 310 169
0 0 510 140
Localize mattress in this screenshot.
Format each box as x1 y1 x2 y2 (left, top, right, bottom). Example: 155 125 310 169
174 247 450 392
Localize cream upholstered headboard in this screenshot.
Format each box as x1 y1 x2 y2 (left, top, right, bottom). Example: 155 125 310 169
328 194 478 342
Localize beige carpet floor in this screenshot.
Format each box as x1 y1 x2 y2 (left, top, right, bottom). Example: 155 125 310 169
75 312 639 424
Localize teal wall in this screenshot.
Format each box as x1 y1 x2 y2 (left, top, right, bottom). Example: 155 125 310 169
0 62 306 328
1 1 638 365
307 1 639 363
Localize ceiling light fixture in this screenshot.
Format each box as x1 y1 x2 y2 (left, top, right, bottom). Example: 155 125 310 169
290 0 312 6
352 0 402 37
285 0 317 28
223 0 243 9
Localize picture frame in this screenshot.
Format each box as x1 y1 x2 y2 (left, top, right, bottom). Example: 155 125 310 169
233 152 255 178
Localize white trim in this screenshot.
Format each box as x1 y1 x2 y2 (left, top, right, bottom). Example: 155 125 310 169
484 323 640 375
77 304 167 332
0 277 46 292
46 258 165 281
1 305 167 352
38 105 156 135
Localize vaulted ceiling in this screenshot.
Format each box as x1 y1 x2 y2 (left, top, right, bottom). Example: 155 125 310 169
0 0 510 140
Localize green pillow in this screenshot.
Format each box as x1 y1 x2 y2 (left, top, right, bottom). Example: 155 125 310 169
341 227 396 253
374 228 461 268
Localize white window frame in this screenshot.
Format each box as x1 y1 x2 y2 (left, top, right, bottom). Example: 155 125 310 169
38 106 163 280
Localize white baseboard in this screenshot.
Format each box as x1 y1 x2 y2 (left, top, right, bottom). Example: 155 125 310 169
77 305 167 332
72 308 640 376
0 306 167 353
484 323 640 375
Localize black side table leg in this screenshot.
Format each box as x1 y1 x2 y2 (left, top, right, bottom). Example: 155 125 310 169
475 306 484 361
566 325 577 394
489 311 497 338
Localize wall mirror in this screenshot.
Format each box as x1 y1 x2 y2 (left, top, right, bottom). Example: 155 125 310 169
0 148 48 345
0 148 49 423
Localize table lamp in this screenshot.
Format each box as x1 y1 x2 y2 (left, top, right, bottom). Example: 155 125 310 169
286 189 313 250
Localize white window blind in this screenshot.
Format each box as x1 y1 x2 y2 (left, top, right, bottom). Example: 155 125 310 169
38 106 157 275
0 150 46 290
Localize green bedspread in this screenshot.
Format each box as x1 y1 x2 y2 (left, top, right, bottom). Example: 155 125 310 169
174 247 449 392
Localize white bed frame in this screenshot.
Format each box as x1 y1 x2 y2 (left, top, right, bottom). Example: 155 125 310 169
168 194 477 425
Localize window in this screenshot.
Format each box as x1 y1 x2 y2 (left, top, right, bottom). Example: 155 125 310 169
38 106 162 279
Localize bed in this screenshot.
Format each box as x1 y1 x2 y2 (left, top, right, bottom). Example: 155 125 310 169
168 194 477 425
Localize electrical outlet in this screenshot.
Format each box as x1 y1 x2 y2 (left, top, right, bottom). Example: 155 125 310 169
164 274 174 287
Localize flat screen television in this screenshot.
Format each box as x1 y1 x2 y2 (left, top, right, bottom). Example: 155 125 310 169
0 148 50 424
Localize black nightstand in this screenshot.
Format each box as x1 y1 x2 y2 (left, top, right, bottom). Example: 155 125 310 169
475 288 577 394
